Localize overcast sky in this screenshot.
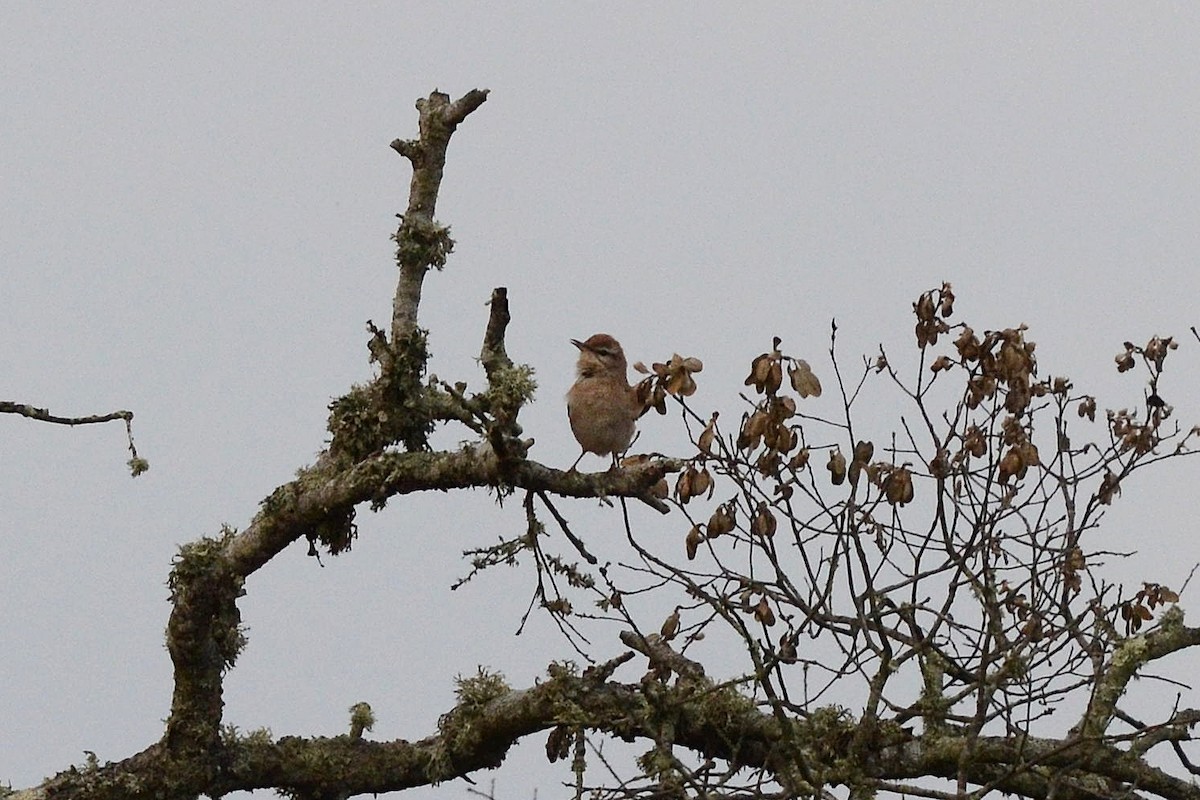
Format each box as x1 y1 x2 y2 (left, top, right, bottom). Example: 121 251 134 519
4 5 1200 798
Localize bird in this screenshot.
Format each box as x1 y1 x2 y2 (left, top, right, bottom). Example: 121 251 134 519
566 333 640 471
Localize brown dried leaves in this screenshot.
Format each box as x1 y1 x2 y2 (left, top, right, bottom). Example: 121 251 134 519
634 353 704 416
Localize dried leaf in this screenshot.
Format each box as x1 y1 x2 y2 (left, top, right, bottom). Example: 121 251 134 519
738 411 768 451
707 505 735 537
998 448 1024 485
929 449 950 479
661 608 681 639
685 525 704 560
1115 346 1135 373
827 449 847 485
697 413 719 455
753 597 776 627
789 360 823 398
546 724 572 763
746 353 772 392
751 502 777 538
675 469 694 503
954 327 980 361
938 282 955 318
767 361 783 395
962 426 987 458
1098 470 1121 505
660 353 702 397
883 466 914 505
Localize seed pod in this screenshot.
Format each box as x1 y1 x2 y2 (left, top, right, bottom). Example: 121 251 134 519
883 466 915 505
746 353 773 392
954 327 980 361
651 383 667 415
929 449 950 479
546 724 572 763
707 504 735 537
675 469 694 503
766 360 783 395
1021 442 1040 468
738 410 768 451
698 413 719 454
756 451 782 476
998 448 1024 484
779 633 798 664
685 525 704 560
751 502 777 538
753 597 777 627
938 283 955 317
827 449 847 485
661 608 681 640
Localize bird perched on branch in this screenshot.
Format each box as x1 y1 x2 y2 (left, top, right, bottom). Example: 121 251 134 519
567 333 641 471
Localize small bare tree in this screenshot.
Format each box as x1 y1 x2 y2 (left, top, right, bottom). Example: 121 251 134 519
6 89 1200 800
575 289 1200 800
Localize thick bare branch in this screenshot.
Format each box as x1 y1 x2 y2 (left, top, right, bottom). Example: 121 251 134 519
389 88 489 344
1075 607 1200 739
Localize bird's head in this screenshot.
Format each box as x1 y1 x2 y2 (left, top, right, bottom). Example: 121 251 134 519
571 333 628 378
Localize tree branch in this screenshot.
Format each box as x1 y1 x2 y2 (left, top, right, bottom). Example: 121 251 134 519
1 401 147 475
1075 607 1200 739
389 89 489 344
0 401 131 426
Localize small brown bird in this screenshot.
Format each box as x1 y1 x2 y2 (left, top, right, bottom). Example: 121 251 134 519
567 333 640 471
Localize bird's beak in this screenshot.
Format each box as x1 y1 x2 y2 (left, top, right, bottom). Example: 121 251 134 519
570 339 585 351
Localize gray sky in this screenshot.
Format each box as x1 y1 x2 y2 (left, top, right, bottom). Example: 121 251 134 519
4 5 1200 797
